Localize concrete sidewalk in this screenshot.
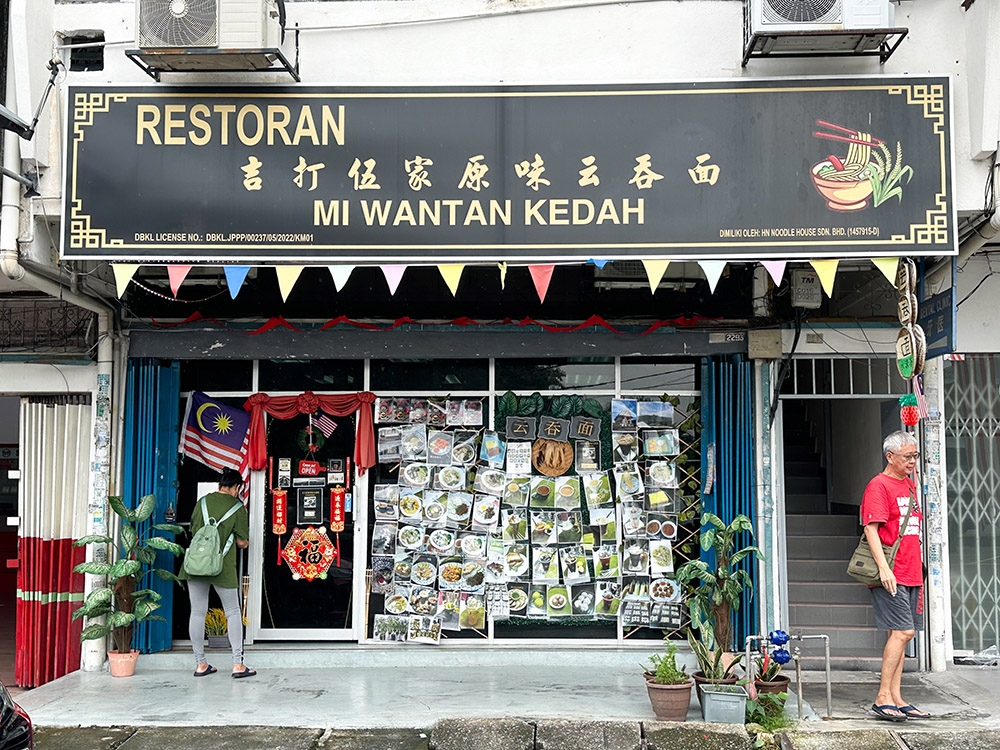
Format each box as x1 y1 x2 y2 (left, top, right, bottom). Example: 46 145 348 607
15 646 1000 748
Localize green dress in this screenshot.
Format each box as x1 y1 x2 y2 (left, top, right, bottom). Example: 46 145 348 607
178 491 249 589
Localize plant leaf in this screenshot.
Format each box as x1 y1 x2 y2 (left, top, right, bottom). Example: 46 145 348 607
120 524 138 557
108 495 133 523
154 569 184 584
145 537 185 556
80 623 112 641
134 494 157 524
73 535 113 547
108 558 142 578
108 610 136 627
152 523 185 535
74 561 113 576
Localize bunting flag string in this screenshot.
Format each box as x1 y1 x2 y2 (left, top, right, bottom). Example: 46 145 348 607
871 257 900 284
528 265 555 303
641 260 670 293
381 265 406 295
809 259 840 297
327 265 355 291
275 266 305 302
112 264 139 298
698 260 727 293
760 261 786 286
438 264 465 296
224 266 251 299
167 265 192 297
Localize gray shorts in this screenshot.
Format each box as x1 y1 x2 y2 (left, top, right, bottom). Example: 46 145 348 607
870 584 924 632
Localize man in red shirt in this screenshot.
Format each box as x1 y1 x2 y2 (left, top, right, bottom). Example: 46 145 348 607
860 430 928 721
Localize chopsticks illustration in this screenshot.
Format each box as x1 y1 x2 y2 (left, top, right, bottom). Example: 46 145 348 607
813 119 885 148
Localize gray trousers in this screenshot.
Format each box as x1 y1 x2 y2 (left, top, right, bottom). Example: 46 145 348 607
187 580 243 666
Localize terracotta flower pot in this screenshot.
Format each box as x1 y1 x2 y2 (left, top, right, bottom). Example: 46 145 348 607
645 678 694 722
753 674 791 711
692 671 739 705
108 649 139 678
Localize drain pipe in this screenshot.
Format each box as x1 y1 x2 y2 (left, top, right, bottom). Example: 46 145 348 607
2 38 119 672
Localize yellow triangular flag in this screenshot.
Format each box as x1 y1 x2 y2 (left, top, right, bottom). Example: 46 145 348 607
810 259 840 297
275 266 304 302
642 260 670 293
112 264 139 298
498 262 508 290
871 257 899 284
438 264 465 297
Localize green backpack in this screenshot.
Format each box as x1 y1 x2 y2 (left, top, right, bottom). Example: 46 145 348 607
183 497 241 577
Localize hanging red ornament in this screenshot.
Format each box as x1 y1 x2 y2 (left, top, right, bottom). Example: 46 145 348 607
329 486 346 533
272 489 287 535
281 526 336 581
899 394 920 427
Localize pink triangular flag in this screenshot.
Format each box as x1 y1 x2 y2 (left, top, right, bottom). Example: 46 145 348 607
809 259 840 297
327 265 354 292
166 265 192 297
112 264 138 298
381 265 407 295
698 260 727 294
528 265 555 304
760 261 786 286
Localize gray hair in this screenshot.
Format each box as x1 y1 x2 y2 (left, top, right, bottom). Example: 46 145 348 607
883 430 917 457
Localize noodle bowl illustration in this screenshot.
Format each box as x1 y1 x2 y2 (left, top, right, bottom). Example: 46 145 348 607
810 123 881 212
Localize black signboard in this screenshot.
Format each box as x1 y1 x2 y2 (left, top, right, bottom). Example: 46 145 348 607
62 79 955 262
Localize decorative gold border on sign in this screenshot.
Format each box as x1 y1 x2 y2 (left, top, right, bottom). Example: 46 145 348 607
887 84 950 246
68 93 127 250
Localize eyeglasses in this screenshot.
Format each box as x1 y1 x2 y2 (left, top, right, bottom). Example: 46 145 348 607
891 451 920 461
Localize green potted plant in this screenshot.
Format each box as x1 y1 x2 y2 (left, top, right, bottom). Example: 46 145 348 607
205 608 230 649
686 623 744 702
642 640 694 722
675 512 763 652
72 494 184 677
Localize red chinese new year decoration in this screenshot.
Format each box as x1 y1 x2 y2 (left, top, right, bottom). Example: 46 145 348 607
272 489 287 535
281 526 337 581
244 391 376 475
329 486 346 533
298 460 321 476
899 394 920 427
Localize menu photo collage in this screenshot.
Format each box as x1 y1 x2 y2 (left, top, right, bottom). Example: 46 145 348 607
611 399 686 631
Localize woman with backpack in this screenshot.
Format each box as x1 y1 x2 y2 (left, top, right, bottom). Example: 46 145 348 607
179 468 256 678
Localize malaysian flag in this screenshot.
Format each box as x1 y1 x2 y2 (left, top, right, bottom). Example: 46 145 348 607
179 392 251 474
315 411 338 438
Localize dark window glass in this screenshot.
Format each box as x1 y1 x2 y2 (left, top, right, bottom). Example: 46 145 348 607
494 358 615 391
68 35 104 71
370 359 488 391
258 359 364 391
620 358 699 392
179 360 253 393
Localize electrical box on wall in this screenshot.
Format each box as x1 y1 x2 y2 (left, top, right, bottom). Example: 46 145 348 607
791 269 823 309
748 329 783 360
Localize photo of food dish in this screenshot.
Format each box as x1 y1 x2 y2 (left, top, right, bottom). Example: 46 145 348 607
460 596 486 629
548 592 567 609
648 461 677 488
554 477 581 508
505 545 530 577
503 478 529 506
428 528 455 553
623 543 649 573
650 540 674 573
437 466 465 491
594 545 619 578
622 506 645 537
547 586 571 616
572 587 595 615
649 577 681 603
385 594 408 614
502 510 528 541
399 494 422 518
529 477 555 508
409 587 437 614
461 535 485 556
462 562 485 588
423 500 446 523
402 463 430 487
452 443 476 464
476 468 506 495
393 560 412 579
583 473 613 506
439 561 463 587
508 587 528 612
397 525 424 550
411 561 437 586
473 497 500 526
447 494 472 523
617 470 641 496
428 434 452 456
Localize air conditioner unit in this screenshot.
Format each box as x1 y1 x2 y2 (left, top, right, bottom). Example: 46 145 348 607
137 0 282 51
750 0 894 34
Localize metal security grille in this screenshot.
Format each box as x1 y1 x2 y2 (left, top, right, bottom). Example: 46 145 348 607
945 355 1000 652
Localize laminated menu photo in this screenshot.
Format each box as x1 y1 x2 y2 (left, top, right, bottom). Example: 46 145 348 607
472 494 501 529
459 592 486 629
377 427 402 464
400 424 428 462
622 540 650 575
502 476 531 507
507 583 529 617
555 511 583 544
546 585 571 617
409 399 430 424
426 430 454 465
560 544 590 584
595 580 621 618
528 584 548 617
553 476 581 508
391 553 412 584
593 544 619 578
501 509 528 542
373 614 409 642
409 586 438 616
613 464 643 500
461 558 487 593
504 543 531 579
529 476 555 508
530 511 557 545
589 506 617 541
582 472 613 507
422 490 447 527
532 546 561 583
569 583 596 616
452 431 478 465
642 428 680 457
438 590 461 631
480 431 506 465
649 539 675 575
407 615 442 644
371 523 397 556
373 484 400 521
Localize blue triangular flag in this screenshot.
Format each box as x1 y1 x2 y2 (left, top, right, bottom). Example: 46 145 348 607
589 259 612 269
224 266 251 299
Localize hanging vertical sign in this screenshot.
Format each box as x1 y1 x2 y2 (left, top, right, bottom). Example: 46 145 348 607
272 489 287 535
329 486 346 533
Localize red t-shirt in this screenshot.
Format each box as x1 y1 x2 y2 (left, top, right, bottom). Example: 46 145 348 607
860 473 922 587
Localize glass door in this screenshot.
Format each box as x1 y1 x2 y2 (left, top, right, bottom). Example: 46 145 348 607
250 411 363 640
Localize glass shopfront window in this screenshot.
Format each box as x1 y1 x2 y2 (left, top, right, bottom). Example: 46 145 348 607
258 359 364 392
494 358 616 391
371 359 489 391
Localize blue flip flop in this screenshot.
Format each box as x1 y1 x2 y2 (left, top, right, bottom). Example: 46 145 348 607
193 665 217 677
872 703 906 722
897 704 931 718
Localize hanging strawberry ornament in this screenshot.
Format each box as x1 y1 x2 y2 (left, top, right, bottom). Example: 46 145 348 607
899 393 920 427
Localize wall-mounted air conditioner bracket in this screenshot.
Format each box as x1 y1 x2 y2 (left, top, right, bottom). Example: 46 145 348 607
742 27 907 67
125 27 300 82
